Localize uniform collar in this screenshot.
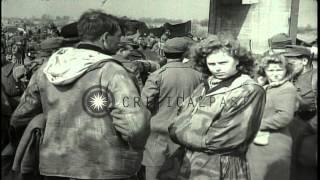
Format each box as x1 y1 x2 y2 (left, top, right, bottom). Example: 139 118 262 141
204 73 258 96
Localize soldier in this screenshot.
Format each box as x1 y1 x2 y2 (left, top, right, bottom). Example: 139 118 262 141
283 45 317 180
115 39 160 91
141 37 203 180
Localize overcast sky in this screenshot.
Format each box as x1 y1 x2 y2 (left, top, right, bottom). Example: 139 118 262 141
2 0 316 28
2 0 210 20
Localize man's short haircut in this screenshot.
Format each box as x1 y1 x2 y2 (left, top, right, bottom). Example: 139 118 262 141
77 10 121 41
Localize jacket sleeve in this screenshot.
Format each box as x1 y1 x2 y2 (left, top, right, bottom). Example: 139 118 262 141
141 72 160 114
10 70 43 146
107 64 151 150
260 87 297 130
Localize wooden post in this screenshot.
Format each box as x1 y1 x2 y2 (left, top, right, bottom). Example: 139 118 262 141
289 0 300 44
208 0 217 34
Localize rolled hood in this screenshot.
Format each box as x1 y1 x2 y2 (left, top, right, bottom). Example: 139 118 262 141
43 47 112 85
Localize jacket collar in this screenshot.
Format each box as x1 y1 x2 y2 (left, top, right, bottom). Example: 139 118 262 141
204 72 241 94
204 74 259 96
163 59 192 69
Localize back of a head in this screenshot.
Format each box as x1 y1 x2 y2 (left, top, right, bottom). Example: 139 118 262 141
77 10 121 42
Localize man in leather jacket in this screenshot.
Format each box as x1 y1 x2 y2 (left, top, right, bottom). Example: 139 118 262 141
10 10 150 180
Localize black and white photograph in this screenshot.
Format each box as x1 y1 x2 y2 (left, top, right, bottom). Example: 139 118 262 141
1 0 317 180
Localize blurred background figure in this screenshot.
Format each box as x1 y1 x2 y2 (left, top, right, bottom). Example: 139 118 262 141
152 34 169 57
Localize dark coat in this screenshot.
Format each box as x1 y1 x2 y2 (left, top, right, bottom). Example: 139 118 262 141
247 81 297 180
141 59 202 166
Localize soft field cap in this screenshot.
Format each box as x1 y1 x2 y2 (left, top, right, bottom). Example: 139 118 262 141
283 45 312 57
163 37 194 53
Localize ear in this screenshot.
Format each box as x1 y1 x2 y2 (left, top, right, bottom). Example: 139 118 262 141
302 57 309 65
101 32 109 42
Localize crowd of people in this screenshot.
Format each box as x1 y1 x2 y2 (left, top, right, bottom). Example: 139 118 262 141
1 9 317 180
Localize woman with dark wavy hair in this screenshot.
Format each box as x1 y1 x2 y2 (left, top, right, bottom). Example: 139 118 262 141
247 53 297 180
167 35 266 180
